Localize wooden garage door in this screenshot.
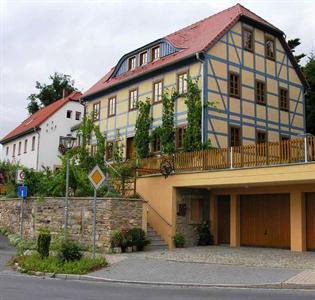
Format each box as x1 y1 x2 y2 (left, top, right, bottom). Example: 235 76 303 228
240 194 290 248
306 193 315 250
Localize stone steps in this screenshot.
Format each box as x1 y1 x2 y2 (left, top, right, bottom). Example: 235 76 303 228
146 224 168 251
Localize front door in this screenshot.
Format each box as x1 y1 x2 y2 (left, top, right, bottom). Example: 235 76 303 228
218 195 230 244
126 137 135 159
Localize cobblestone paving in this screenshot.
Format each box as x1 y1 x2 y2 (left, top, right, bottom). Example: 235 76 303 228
91 257 300 285
128 246 315 269
285 270 315 285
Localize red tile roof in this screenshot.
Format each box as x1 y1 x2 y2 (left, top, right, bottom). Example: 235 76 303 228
82 4 282 98
0 91 82 144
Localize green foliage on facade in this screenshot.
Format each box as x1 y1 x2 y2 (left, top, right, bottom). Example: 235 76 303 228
183 77 210 152
303 53 315 135
161 90 176 155
135 99 152 159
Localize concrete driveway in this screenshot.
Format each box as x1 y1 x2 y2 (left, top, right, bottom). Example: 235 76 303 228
89 246 315 287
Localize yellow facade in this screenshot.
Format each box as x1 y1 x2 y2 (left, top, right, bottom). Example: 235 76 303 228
206 22 305 148
86 62 201 150
137 163 315 251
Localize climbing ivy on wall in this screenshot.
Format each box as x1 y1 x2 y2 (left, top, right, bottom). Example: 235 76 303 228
134 99 152 159
161 90 176 155
183 77 211 152
77 114 106 169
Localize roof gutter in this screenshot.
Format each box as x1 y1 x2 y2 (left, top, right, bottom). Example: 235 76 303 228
0 127 40 145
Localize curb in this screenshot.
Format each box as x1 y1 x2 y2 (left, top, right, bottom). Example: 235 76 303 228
14 262 315 290
19 271 315 290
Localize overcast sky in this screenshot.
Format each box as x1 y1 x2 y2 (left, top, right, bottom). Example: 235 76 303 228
0 0 314 145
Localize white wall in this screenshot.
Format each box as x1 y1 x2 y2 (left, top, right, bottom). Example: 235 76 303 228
38 101 84 170
1 131 39 169
1 101 84 170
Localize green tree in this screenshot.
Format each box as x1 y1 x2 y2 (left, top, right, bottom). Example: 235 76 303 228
27 72 76 114
303 53 315 135
26 94 40 114
135 99 152 158
161 90 176 155
183 78 208 152
288 38 306 65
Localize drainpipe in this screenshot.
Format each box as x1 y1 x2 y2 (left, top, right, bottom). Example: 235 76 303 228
34 127 40 170
196 52 205 144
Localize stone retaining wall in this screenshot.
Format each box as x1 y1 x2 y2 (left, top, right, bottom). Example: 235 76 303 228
0 197 144 251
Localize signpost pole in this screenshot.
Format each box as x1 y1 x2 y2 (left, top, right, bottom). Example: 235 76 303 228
64 157 70 239
88 165 105 260
20 185 24 239
93 188 97 260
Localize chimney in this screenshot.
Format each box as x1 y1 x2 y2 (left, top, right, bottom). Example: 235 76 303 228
62 88 72 99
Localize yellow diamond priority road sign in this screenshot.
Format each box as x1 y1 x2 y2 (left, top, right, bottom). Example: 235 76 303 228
88 165 106 190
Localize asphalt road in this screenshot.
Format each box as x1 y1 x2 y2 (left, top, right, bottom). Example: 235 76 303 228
0 273 315 300
1 234 315 299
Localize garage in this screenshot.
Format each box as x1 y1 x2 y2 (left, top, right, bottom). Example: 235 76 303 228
306 193 315 251
240 194 290 248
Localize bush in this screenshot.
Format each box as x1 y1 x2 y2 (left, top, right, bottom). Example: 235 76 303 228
173 233 185 248
196 221 214 246
37 228 51 258
127 228 149 251
111 229 130 253
57 240 82 262
13 253 107 275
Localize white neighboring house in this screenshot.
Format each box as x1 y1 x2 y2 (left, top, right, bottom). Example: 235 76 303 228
0 91 84 170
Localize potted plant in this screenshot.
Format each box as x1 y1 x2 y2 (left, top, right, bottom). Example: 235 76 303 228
196 221 214 246
172 233 185 248
127 228 150 251
111 229 130 253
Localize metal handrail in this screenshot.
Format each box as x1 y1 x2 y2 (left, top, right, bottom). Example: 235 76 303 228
146 201 172 227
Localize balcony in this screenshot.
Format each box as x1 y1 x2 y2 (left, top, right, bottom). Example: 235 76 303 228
138 136 315 175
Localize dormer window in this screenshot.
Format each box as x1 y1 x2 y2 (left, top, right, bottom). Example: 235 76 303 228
139 51 148 66
128 56 136 70
152 46 160 61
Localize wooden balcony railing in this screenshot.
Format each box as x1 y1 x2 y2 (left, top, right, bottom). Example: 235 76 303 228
138 136 315 175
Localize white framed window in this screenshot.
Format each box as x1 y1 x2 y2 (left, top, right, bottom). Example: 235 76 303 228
108 97 116 116
24 139 28 153
93 102 100 121
31 136 36 151
152 46 160 61
129 89 138 110
177 72 188 95
18 142 21 155
139 51 148 66
153 80 163 103
66 110 72 118
75 111 81 120
128 56 136 70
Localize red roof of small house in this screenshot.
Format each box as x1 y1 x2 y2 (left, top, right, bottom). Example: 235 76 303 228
0 91 82 144
82 3 286 98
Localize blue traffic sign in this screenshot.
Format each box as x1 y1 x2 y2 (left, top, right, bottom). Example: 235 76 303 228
18 186 28 198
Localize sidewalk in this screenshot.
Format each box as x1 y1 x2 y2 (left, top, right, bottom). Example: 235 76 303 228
87 247 315 288
0 234 15 273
